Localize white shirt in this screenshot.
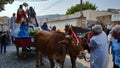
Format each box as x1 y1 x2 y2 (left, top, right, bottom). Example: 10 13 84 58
107 24 113 30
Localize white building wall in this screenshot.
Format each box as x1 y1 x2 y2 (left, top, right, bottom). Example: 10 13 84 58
37 10 113 30
82 10 113 21
47 19 78 30
0 16 9 31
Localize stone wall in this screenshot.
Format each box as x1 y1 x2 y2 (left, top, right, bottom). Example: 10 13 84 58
97 15 111 26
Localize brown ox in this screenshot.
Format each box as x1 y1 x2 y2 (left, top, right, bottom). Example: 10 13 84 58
64 32 93 68
35 30 85 68
63 35 87 68
35 30 67 68
61 25 91 68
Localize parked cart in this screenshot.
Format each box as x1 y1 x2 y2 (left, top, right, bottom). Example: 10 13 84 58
12 37 35 58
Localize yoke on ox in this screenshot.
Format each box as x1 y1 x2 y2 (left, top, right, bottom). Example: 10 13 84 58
35 25 90 68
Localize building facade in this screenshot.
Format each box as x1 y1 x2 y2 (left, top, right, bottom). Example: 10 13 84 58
37 10 113 30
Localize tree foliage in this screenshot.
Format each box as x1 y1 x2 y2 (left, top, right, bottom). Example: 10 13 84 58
66 1 98 15
0 0 14 12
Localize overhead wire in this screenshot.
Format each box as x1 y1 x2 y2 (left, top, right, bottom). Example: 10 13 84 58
15 0 64 13
37 0 64 13
38 0 80 13
14 0 79 15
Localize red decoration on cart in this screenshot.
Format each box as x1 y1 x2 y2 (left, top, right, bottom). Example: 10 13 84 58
13 37 34 47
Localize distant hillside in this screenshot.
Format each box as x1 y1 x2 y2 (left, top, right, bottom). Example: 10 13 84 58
37 14 64 19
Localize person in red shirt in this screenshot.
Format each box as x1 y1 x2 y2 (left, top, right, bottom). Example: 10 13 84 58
16 5 26 23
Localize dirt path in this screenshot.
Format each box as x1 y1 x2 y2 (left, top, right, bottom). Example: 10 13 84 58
0 45 113 68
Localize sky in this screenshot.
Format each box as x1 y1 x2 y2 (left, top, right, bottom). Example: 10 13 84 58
0 0 120 17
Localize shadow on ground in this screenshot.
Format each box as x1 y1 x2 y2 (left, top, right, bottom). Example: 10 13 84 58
0 45 89 68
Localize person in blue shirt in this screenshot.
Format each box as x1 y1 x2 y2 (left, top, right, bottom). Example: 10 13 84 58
111 25 120 68
41 23 50 31
17 21 29 37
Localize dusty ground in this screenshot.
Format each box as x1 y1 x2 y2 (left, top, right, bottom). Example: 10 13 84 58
78 54 113 68
0 45 113 68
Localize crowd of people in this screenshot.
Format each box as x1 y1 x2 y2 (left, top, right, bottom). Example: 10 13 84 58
87 22 120 68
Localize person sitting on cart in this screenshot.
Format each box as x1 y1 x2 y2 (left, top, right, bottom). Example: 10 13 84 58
41 23 50 31
17 21 29 37
26 18 35 30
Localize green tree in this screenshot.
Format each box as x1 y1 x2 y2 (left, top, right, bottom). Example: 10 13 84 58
0 0 14 12
66 1 97 15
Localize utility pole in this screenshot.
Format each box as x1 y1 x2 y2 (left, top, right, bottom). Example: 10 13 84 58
80 0 83 17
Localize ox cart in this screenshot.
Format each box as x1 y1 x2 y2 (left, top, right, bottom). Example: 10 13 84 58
12 37 35 58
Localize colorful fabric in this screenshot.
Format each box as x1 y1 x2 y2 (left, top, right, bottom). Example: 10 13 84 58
17 24 29 37
68 27 82 46
13 37 34 47
16 8 26 23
